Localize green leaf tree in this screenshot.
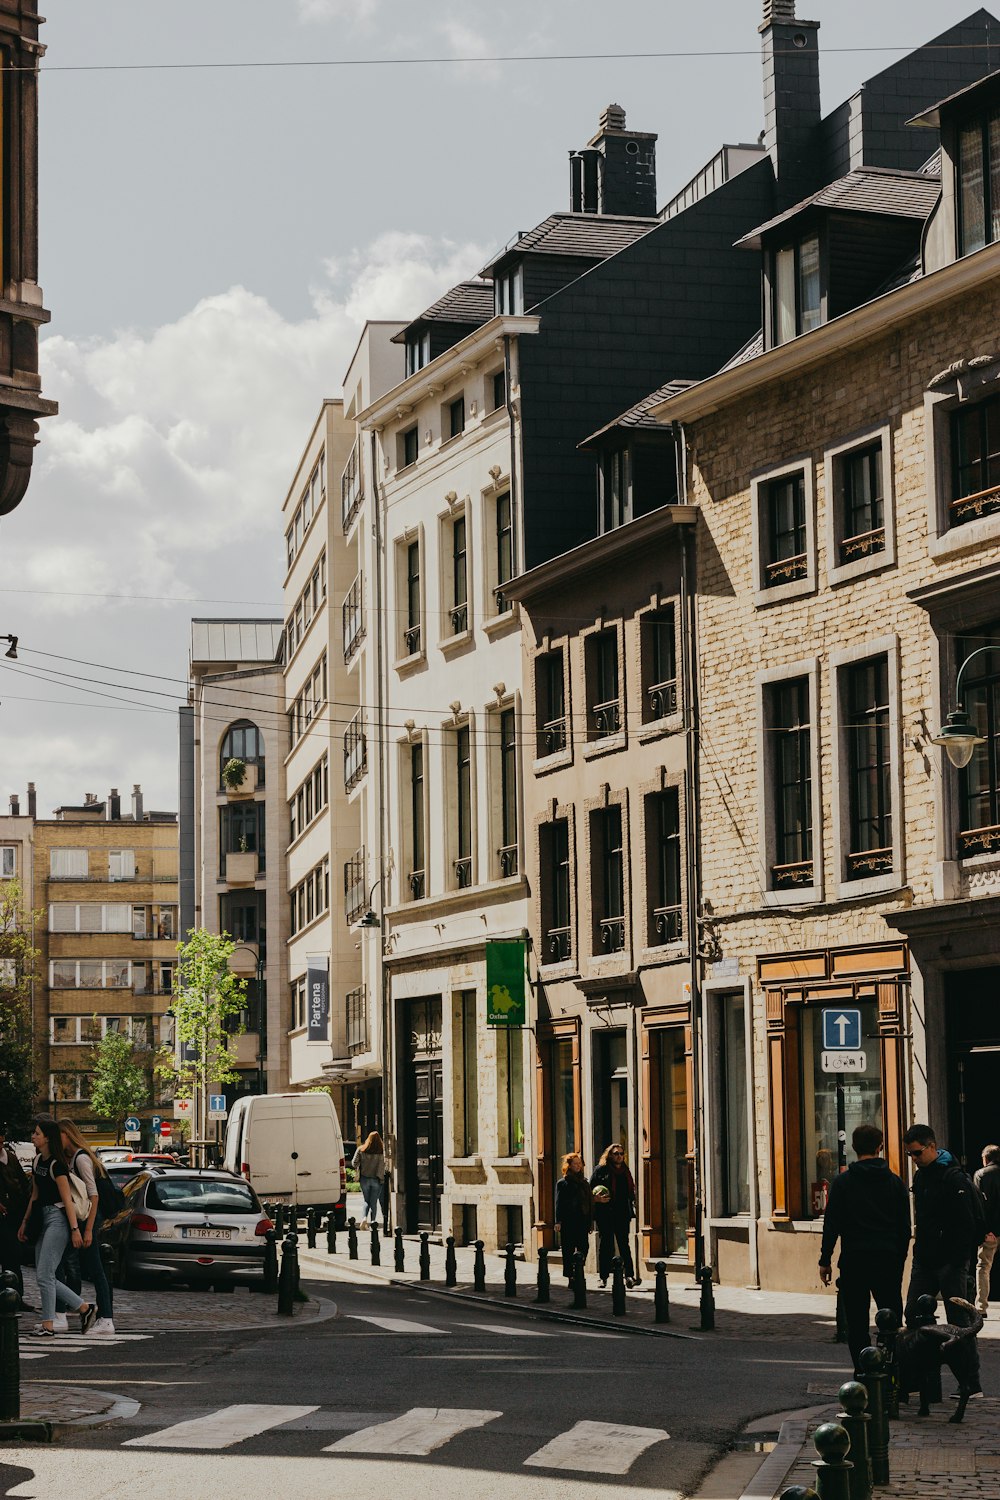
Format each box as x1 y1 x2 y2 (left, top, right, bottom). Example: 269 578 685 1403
0 878 40 1131
157 928 247 1153
89 1028 149 1144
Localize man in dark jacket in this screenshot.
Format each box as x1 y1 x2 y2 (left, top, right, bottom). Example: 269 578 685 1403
0 1123 30 1297
974 1143 1000 1315
904 1122 981 1393
819 1122 911 1368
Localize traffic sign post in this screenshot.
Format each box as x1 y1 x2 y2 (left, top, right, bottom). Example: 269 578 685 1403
173 1098 193 1121
822 1008 861 1050
208 1094 227 1121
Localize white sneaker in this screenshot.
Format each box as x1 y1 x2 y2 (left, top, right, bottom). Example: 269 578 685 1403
51 1314 69 1333
90 1318 116 1336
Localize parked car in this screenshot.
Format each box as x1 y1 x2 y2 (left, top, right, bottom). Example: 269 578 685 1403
125 1152 184 1166
222 1093 347 1227
104 1160 184 1192
100 1168 273 1288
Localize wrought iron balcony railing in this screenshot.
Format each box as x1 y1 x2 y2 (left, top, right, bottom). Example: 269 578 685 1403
599 915 626 953
590 699 621 739
647 679 678 720
651 904 683 943
546 925 571 962
497 844 518 879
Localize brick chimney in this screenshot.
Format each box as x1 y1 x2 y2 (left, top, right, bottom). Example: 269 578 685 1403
132 784 143 822
9 793 19 816
760 0 821 210
106 787 121 821
569 103 657 217
27 782 36 817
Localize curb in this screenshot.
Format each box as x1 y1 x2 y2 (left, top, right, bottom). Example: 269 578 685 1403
733 1404 837 1500
19 1384 142 1437
116 1291 339 1335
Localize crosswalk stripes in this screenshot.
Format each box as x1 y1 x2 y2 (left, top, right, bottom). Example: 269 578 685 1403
347 1315 449 1335
455 1322 550 1338
345 1314 620 1340
124 1404 319 1450
523 1418 671 1474
324 1407 504 1456
17 1331 152 1363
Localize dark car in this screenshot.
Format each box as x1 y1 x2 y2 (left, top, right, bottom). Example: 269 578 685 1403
100 1168 273 1288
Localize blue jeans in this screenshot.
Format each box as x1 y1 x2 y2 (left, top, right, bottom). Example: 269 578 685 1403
36 1206 85 1323
360 1176 383 1227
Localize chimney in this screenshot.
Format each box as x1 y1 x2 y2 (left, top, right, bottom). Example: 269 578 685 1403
760 1 821 211
569 103 657 217
27 783 36 818
132 784 144 822
84 793 97 807
106 787 121 821
9 794 19 816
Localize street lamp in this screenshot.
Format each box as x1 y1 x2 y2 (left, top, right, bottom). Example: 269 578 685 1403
930 646 993 769
355 881 382 930
1 634 16 659
229 942 266 1096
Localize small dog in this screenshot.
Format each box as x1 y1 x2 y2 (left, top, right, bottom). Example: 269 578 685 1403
895 1295 983 1423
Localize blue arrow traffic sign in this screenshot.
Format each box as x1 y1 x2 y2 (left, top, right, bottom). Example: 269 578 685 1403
208 1095 227 1114
822 1008 861 1050
124 1115 141 1132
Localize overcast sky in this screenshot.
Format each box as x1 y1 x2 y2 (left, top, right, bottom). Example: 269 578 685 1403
0 0 990 815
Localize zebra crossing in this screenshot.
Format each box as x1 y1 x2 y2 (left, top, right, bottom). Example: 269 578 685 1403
17 1330 152 1363
123 1403 670 1473
345 1314 623 1339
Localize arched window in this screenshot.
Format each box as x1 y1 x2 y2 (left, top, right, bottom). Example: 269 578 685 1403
220 720 265 787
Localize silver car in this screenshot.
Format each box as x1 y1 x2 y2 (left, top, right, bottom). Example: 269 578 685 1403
110 1169 272 1287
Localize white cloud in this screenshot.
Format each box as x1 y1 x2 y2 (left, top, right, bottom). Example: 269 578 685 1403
295 0 380 23
434 19 502 83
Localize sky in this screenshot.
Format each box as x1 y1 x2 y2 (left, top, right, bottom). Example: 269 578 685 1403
0 0 991 815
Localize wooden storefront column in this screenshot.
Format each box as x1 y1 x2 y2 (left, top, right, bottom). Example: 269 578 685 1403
534 1018 582 1251
640 1006 693 1262
877 981 907 1177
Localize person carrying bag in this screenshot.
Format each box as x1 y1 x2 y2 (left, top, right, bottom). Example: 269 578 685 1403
17 1114 96 1337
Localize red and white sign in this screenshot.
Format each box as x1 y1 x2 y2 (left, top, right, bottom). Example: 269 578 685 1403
173 1098 193 1120
158 1121 173 1139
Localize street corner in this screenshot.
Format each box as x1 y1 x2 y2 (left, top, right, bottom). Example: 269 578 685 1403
14 1381 140 1436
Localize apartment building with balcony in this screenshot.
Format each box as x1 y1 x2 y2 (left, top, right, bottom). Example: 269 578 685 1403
29 786 178 1145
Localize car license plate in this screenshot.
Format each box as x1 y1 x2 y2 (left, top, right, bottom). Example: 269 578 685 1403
182 1227 232 1241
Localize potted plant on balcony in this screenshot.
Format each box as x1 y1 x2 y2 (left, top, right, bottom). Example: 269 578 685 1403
222 757 246 791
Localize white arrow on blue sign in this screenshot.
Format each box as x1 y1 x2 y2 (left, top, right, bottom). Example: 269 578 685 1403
822 1008 861 1050
209 1095 226 1114
124 1116 141 1133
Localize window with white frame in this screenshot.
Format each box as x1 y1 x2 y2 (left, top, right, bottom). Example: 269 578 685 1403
403 738 427 901
826 426 894 583
451 722 474 890
495 265 523 316
443 507 470 637
289 858 330 937
840 654 894 881
108 849 137 882
50 848 88 879
284 451 325 570
771 234 821 345
752 460 815 603
585 628 622 740
535 648 568 757
496 707 518 879
50 1073 93 1103
395 534 423 659
49 959 132 989
291 976 307 1030
49 902 132 934
0 846 15 877
765 676 814 891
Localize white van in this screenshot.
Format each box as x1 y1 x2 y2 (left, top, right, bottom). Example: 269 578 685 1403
223 1093 347 1225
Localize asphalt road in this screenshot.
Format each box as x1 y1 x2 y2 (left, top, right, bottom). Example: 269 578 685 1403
1 1275 981 1500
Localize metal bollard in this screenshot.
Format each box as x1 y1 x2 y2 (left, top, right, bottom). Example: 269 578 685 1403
837 1381 872 1500
874 1308 900 1419
276 1234 297 1316
274 1203 286 1235
394 1227 405 1273
445 1236 457 1287
0 1284 20 1419
306 1208 317 1250
611 1255 627 1316
263 1229 279 1295
835 1276 849 1345
370 1224 381 1267
780 1490 820 1500
473 1239 486 1293
911 1295 942 1404
419 1231 431 1281
504 1242 517 1298
326 1214 337 1255
348 1217 359 1261
811 1421 853 1500
571 1249 587 1310
653 1261 671 1324
698 1264 716 1331
857 1348 889 1487
535 1246 550 1305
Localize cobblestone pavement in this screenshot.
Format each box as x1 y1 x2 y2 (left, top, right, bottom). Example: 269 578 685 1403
17 1381 138 1428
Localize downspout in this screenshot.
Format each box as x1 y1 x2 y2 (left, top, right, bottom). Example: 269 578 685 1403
370 428 393 1229
503 335 519 569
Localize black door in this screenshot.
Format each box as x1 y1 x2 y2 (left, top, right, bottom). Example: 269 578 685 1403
946 967 1000 1169
403 997 443 1233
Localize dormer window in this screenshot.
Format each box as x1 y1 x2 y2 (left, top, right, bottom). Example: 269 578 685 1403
957 109 1000 256
495 266 523 316
600 447 630 532
773 235 821 345
406 331 430 377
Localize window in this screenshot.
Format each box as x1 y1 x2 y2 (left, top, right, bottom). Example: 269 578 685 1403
836 441 885 563
499 1028 525 1156
450 515 468 635
347 985 368 1054
498 708 518 878
798 999 882 1220
288 551 328 658
773 234 821 345
495 265 523 316
958 108 1000 256
289 858 329 936
494 492 513 613
50 848 88 879
454 724 473 889
219 891 265 950
0 958 15 986
600 447 630 533
491 368 506 411
844 656 892 879
408 742 425 900
288 658 327 748
289 756 329 842
219 802 265 875
405 330 430 377
650 1025 689 1254
643 608 678 722
455 990 479 1155
404 540 421 656
49 903 132 933
401 426 419 469
646 789 682 946
1 846 15 877
587 629 620 739
447 395 465 440
764 472 807 587
344 848 366 924
220 720 265 785
50 1073 92 1104
540 819 571 962
593 805 625 954
292 976 306 1030
48 959 132 989
957 626 1000 856
341 443 362 531
950 393 1000 526
769 677 813 889
536 649 567 756
284 453 325 567
344 712 367 792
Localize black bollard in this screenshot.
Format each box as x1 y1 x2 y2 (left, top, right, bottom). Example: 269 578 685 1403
874 1308 899 1420
326 1213 337 1255
535 1246 551 1305
571 1249 587 1310
276 1234 296 1316
698 1264 716 1331
835 1276 849 1345
473 1239 486 1293
445 1236 457 1287
811 1421 853 1500
0 1284 20 1420
394 1228 406 1273
653 1261 671 1324
611 1255 627 1317
837 1381 872 1500
306 1208 317 1250
504 1242 517 1298
348 1216 359 1261
911 1295 942 1404
370 1223 381 1267
780 1490 820 1500
856 1348 889 1487
419 1231 431 1281
263 1229 279 1294
274 1203 286 1236
290 1230 301 1297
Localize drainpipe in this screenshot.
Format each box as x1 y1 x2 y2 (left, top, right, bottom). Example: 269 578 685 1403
370 428 393 1229
503 335 520 569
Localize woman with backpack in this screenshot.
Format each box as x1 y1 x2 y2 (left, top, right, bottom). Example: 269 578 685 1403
59 1120 117 1334
16 1114 96 1337
352 1130 386 1231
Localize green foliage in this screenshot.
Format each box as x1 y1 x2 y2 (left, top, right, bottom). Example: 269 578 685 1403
221 758 246 789
0 879 39 1131
156 928 247 1100
89 1028 149 1142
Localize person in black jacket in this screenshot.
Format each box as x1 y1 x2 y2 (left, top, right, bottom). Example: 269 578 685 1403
819 1122 910 1369
974 1143 1000 1315
554 1153 592 1283
903 1122 981 1394
590 1144 638 1288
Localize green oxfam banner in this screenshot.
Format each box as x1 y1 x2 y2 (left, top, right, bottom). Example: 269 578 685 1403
486 940 526 1027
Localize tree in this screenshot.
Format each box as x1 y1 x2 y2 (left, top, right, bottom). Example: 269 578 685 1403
0 878 40 1131
89 1028 149 1143
157 928 247 1152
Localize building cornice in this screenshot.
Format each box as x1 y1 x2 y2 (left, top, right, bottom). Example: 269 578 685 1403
507 504 697 605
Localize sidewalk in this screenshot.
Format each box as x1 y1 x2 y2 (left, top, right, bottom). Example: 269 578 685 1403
15 1382 140 1435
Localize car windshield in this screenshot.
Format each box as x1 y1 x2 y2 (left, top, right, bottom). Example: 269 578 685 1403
145 1178 257 1215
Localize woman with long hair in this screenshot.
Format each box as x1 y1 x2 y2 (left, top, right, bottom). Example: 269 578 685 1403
352 1130 386 1231
590 1142 639 1289
554 1152 592 1283
17 1115 96 1337
59 1120 115 1334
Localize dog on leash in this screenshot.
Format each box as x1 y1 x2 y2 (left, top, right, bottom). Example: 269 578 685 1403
895 1295 983 1423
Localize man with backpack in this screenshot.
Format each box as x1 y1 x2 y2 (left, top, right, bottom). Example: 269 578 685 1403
974 1143 1000 1315
903 1122 984 1395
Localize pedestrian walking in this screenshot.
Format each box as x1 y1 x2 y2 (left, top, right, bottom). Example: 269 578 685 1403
554 1153 592 1282
591 1144 639 1288
58 1120 116 1334
16 1114 96 1338
818 1122 910 1369
352 1130 386 1231
903 1122 983 1396
973 1143 1000 1316
0 1122 30 1300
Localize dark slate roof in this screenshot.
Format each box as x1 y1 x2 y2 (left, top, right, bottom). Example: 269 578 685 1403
909 64 1000 129
736 167 941 249
392 280 495 341
719 330 764 372
480 213 657 276
580 380 695 448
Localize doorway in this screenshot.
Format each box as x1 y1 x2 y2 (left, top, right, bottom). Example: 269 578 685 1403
403 997 444 1233
945 967 1000 1170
